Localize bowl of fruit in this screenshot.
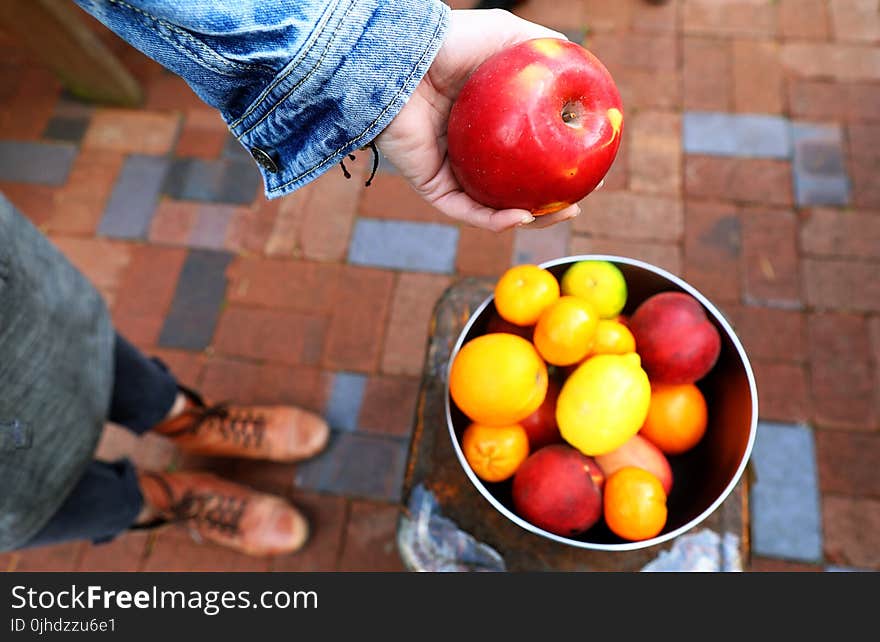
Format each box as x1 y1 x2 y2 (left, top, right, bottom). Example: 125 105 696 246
445 255 758 551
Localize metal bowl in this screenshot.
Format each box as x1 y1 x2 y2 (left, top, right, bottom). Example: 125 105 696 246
445 255 758 551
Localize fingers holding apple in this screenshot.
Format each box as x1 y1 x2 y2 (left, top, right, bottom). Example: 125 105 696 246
427 9 570 97
374 10 591 233
518 203 581 229
423 182 539 232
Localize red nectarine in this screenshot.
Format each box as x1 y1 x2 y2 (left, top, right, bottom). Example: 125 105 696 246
512 444 604 537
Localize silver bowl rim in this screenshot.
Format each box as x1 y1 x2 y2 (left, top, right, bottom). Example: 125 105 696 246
443 254 759 552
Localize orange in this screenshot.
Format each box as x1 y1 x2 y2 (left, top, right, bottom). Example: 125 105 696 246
603 466 668 541
449 333 548 426
640 383 708 455
585 319 636 357
533 296 599 366
494 264 560 326
462 422 530 482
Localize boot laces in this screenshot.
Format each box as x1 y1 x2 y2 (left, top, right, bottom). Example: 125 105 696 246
177 404 267 450
140 472 247 538
172 490 247 536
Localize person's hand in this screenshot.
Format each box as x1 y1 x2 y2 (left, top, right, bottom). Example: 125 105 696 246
375 9 582 232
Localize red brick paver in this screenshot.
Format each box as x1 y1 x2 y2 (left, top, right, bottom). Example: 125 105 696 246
112 244 188 347
382 273 453 376
142 528 271 572
822 496 880 570
359 173 448 224
358 375 422 437
733 39 784 114
336 501 406 572
628 110 682 196
48 148 125 236
778 0 830 40
11 542 84 572
324 266 396 372
751 361 811 424
271 493 349 572
456 226 515 276
683 36 733 111
82 108 179 156
682 0 778 38
685 157 794 207
725 305 807 364
213 306 326 367
683 199 742 303
576 192 684 242
816 431 880 498
740 208 801 307
51 236 133 307
175 109 228 160
808 312 878 430
76 532 150 572
200 357 328 412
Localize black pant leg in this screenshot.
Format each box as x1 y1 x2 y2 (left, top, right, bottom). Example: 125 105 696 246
108 333 179 434
18 459 143 548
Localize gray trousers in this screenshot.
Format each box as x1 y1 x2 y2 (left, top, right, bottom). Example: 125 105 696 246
18 334 178 550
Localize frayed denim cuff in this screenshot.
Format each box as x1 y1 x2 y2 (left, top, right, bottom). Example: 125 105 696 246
229 0 450 199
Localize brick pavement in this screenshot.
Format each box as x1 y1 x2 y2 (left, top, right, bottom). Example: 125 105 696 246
1 0 878 572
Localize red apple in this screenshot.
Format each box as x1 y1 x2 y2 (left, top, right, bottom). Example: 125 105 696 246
594 434 673 495
485 312 534 341
447 38 623 215
512 444 604 537
519 378 563 450
629 292 721 384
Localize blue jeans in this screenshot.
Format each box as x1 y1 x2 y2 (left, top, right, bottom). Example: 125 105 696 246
18 334 179 549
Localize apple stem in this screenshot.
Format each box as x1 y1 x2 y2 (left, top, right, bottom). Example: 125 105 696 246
561 100 587 129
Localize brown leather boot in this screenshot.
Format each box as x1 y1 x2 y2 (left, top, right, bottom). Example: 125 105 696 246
136 471 309 556
152 386 329 462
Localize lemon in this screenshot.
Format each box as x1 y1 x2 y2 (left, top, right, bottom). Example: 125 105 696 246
556 353 651 456
560 260 627 319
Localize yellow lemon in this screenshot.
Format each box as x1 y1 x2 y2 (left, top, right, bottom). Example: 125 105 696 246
560 260 627 319
556 353 651 456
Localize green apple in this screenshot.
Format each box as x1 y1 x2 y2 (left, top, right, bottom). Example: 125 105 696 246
560 260 627 319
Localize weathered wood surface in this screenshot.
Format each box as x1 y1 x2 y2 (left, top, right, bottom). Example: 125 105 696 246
0 0 142 107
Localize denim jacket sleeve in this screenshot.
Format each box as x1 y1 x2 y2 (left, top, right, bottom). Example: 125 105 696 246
72 0 450 199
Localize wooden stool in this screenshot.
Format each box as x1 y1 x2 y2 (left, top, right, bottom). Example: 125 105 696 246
0 0 142 107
